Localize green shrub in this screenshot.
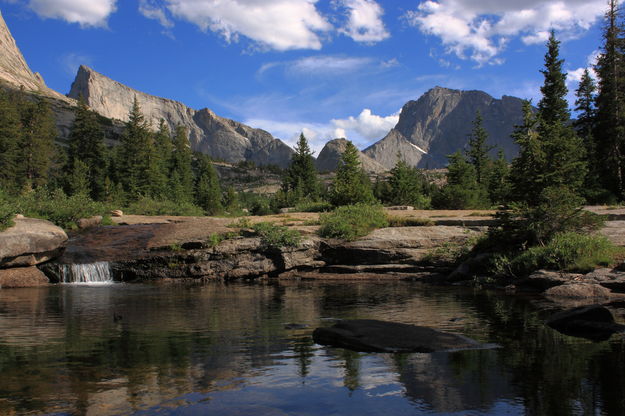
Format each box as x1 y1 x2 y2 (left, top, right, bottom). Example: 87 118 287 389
318 203 388 241
0 197 15 231
387 216 434 227
15 188 110 230
252 222 301 249
508 232 620 275
227 217 252 229
293 200 333 213
124 196 204 216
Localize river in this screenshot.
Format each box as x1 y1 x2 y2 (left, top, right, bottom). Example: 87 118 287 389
0 280 623 415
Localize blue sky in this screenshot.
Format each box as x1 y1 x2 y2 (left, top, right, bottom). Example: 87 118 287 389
1 0 606 152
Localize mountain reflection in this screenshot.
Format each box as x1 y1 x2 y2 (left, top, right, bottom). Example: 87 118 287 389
0 281 622 415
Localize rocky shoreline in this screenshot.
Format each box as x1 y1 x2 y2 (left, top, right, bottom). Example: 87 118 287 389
3 210 625 309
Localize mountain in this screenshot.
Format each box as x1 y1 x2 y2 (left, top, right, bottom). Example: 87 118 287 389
363 87 526 169
315 138 387 174
68 65 294 167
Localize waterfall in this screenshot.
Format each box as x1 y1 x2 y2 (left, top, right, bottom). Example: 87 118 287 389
59 262 114 284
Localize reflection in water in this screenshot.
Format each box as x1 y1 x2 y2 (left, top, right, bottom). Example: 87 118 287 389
0 281 623 415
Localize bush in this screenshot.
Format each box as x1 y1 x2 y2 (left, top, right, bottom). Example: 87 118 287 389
431 185 490 210
318 203 388 241
387 216 434 227
508 232 620 275
15 188 110 230
293 200 333 213
125 196 204 216
0 195 15 231
252 222 301 249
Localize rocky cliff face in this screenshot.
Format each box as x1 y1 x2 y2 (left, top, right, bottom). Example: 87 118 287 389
363 87 525 169
315 138 387 173
68 65 294 167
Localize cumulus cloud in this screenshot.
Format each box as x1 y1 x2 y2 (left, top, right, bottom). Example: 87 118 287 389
28 0 117 27
567 49 600 84
405 0 606 65
337 0 389 43
244 118 336 153
332 108 399 141
158 0 331 51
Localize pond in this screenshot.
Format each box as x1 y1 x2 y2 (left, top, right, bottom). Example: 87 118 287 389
0 280 623 415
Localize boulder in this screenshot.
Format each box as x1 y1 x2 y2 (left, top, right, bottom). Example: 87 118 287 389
0 266 49 288
77 215 102 229
544 283 612 299
110 210 123 217
546 305 625 341
0 218 67 268
312 319 487 353
516 270 573 291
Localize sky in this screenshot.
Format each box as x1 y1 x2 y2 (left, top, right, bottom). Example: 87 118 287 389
0 0 607 153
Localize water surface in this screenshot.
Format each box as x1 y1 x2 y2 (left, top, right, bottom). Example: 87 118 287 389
0 281 623 415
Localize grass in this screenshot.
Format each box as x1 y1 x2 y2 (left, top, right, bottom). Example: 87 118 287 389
252 222 301 249
125 196 204 217
318 204 388 241
387 217 434 227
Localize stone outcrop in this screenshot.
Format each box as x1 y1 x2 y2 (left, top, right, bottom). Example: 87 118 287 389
0 218 68 268
312 319 487 353
315 138 387 173
363 87 526 169
0 266 49 288
546 305 625 341
68 65 294 167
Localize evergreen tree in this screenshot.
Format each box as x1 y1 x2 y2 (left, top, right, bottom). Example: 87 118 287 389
281 133 319 203
194 153 222 215
0 90 22 192
329 141 375 206
466 111 494 184
169 124 194 202
18 97 57 190
66 97 107 199
388 156 429 208
486 150 510 205
432 151 489 209
594 0 625 199
147 119 171 198
509 100 543 204
68 159 90 196
537 31 586 194
115 97 153 198
223 185 240 213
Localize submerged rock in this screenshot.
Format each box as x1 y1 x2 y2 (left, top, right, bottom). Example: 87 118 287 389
546 305 625 341
312 319 486 353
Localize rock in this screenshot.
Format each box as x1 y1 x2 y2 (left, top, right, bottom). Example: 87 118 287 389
0 218 67 268
516 270 573 291
313 319 487 353
544 283 612 299
387 206 414 211
315 138 387 173
77 215 102 229
546 305 625 341
68 65 294 168
584 268 625 293
110 210 123 217
362 87 526 169
0 266 49 288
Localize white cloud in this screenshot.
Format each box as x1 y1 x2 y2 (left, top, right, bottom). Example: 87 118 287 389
337 0 389 43
290 55 373 75
405 0 606 65
161 0 331 51
244 118 337 154
567 49 599 83
331 108 399 141
28 0 117 27
139 0 174 28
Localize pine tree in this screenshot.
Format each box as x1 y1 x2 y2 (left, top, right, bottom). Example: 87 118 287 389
329 141 375 206
388 156 429 208
432 151 489 209
151 119 172 197
537 31 586 194
194 153 222 215
68 159 90 196
282 133 320 203
115 97 153 198
67 97 107 199
18 97 57 190
466 111 494 184
170 124 194 202
0 89 22 192
509 100 543 204
486 150 510 205
594 0 625 199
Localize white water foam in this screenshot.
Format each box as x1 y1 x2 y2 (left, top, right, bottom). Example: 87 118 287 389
59 262 113 284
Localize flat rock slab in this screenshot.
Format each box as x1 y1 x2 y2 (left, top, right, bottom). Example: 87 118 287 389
313 319 488 353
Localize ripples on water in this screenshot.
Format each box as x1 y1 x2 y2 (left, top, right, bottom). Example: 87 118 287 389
0 281 623 415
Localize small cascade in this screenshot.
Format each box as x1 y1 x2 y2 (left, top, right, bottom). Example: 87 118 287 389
59 262 114 284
